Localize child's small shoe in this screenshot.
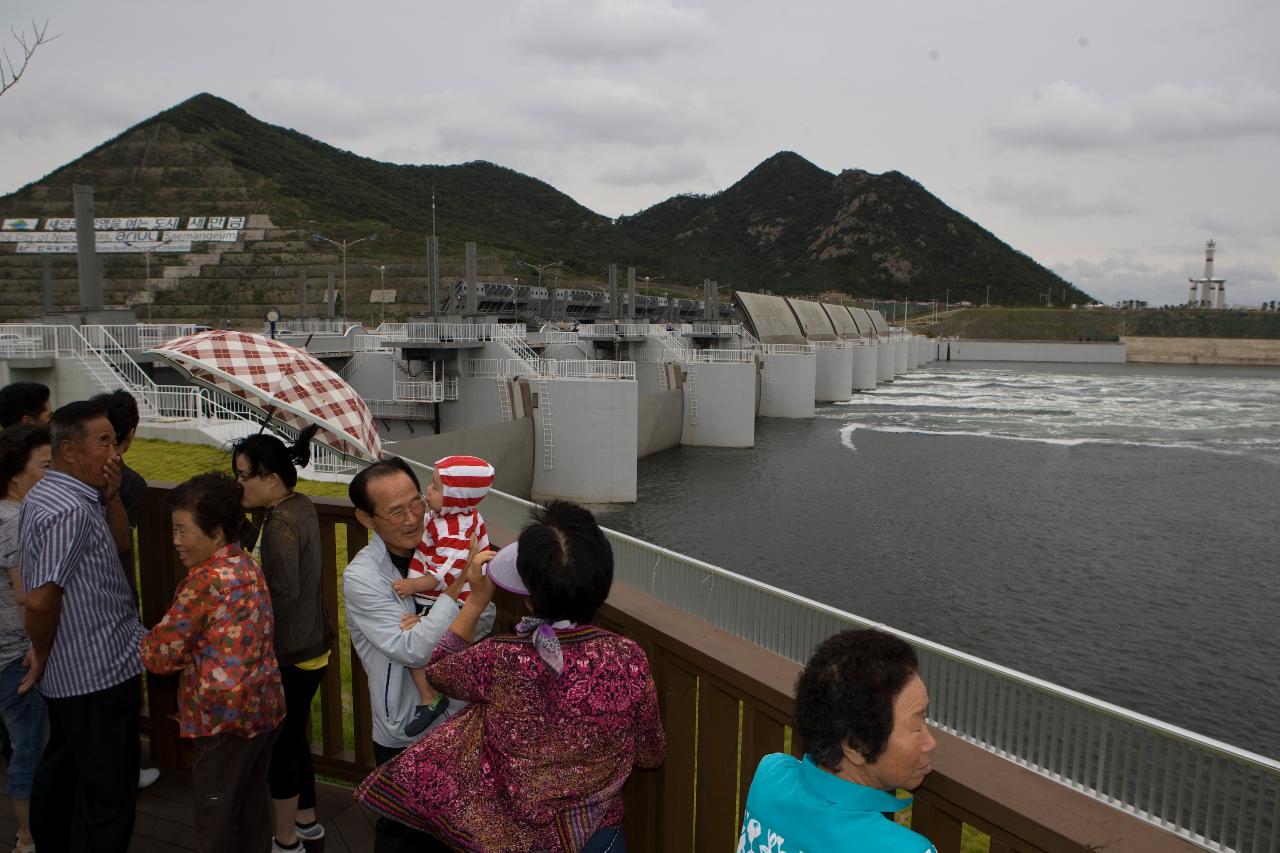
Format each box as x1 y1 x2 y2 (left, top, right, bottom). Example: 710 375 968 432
404 696 451 737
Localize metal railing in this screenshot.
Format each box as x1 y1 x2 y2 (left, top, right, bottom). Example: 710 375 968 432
464 358 503 377
757 340 819 353
687 323 744 336
812 339 854 349
685 348 755 364
392 378 460 403
578 323 652 338
541 329 580 344
96 324 205 349
473 486 1280 853
541 359 636 381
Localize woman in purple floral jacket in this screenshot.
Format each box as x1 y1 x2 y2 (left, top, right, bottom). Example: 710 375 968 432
358 500 666 853
141 473 284 853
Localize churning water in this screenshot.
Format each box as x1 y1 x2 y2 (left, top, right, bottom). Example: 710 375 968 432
600 362 1280 757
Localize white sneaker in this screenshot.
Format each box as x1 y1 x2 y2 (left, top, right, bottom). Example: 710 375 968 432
138 767 160 789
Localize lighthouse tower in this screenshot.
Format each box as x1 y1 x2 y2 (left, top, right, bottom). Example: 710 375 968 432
1187 240 1226 309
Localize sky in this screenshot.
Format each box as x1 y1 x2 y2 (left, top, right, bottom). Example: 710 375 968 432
1 0 1277 306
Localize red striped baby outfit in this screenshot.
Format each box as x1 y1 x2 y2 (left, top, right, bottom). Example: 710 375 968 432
406 456 494 606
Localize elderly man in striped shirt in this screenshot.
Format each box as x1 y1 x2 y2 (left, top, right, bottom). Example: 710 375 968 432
18 400 146 853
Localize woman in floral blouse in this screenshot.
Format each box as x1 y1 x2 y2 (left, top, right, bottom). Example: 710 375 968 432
141 472 285 853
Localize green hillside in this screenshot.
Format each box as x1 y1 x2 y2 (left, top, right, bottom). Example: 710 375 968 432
0 93 1092 317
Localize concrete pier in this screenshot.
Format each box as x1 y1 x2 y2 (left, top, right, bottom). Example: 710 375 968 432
757 350 817 418
875 340 895 382
814 341 854 402
851 340 879 391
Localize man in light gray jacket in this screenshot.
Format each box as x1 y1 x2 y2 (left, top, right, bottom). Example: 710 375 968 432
344 458 495 852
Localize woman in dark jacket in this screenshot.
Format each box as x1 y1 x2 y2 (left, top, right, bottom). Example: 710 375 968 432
233 425 333 853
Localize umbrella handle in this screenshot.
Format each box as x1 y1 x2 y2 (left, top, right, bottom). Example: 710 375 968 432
258 405 276 434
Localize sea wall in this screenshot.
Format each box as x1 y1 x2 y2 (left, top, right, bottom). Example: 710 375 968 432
1121 336 1280 365
938 339 1126 363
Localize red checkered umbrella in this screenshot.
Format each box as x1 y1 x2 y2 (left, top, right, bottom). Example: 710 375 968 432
145 329 382 463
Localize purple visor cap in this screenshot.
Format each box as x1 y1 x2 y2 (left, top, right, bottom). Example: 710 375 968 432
485 541 527 595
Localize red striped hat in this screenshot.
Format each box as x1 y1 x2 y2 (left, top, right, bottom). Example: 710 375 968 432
435 455 495 516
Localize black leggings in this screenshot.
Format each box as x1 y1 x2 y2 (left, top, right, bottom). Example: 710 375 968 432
268 663 326 806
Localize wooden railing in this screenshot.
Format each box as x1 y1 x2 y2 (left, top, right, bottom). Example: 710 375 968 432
136 485 1201 852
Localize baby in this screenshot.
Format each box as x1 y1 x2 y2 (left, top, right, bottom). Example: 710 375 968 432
391 454 493 736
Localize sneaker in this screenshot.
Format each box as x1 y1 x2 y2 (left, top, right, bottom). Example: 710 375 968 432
404 697 450 737
271 838 303 853
138 767 160 789
295 820 325 853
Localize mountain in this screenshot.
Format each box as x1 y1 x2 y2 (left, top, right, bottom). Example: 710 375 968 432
0 93 1090 305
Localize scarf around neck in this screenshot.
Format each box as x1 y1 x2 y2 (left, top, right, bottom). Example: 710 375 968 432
515 616 578 675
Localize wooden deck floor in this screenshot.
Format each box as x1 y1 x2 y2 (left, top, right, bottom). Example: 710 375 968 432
0 748 377 852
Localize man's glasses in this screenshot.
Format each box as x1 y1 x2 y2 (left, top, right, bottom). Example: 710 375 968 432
375 493 429 524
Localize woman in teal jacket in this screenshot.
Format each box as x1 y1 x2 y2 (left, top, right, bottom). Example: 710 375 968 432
739 629 939 853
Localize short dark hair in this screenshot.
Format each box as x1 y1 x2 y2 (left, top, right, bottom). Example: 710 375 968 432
49 400 109 450
795 629 920 769
348 456 420 515
89 390 140 445
0 382 50 428
230 424 319 490
0 424 51 492
517 500 613 624
169 472 247 544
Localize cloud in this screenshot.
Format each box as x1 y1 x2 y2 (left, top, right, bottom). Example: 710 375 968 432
597 150 708 187
512 0 713 63
981 176 1140 218
991 81 1280 151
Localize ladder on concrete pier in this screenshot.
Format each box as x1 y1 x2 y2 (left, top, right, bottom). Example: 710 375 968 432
685 364 699 425
537 377 554 470
496 377 513 422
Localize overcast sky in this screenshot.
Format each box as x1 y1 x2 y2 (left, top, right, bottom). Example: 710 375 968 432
1 0 1277 305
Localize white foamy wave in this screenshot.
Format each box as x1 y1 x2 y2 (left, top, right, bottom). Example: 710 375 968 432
831 363 1280 461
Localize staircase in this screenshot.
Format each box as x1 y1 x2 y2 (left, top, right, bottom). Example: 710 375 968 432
649 327 688 362
493 324 543 376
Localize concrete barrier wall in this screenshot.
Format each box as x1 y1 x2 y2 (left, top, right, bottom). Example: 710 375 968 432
531 378 637 503
939 340 1127 363
757 352 816 418
875 342 895 382
387 417 535 499
441 375 503 431
851 343 878 391
681 362 755 447
815 346 854 402
637 389 683 458
1122 336 1280 365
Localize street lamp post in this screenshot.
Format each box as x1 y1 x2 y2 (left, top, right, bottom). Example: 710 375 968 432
369 263 389 322
516 258 562 321
122 239 155 322
314 232 377 318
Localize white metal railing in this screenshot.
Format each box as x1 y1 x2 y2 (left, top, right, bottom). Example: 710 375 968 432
813 339 854 349
542 359 635 381
95 324 205 349
392 379 460 403
493 324 542 376
353 335 392 352
285 319 352 334
688 323 744 336
472 486 1280 853
0 324 53 356
578 323 652 338
541 329 580 344
685 349 755 364
762 343 816 355
465 358 503 377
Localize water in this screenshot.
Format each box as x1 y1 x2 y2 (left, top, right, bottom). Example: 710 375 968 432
599 362 1280 758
